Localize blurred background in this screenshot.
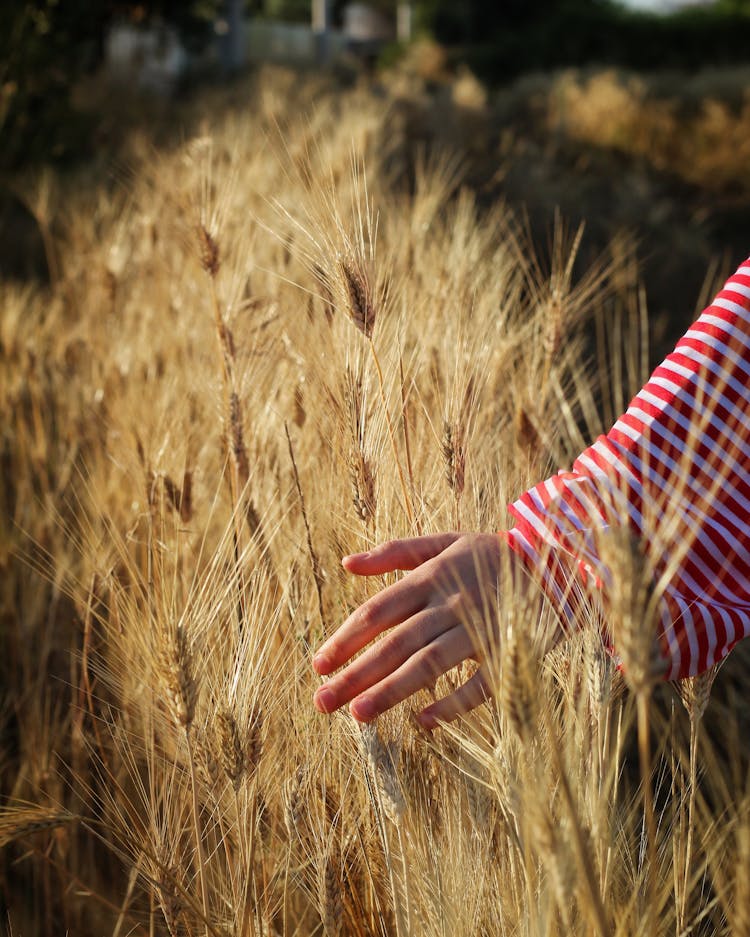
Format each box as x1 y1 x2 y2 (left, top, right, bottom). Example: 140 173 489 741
1 0 749 340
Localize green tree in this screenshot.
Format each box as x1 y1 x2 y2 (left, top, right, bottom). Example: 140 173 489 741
713 0 750 12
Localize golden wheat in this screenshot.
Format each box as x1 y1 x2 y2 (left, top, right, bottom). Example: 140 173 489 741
1 63 746 937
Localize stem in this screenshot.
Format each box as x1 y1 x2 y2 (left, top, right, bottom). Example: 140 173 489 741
362 756 407 937
398 349 421 535
382 819 406 937
603 701 624 900
637 691 658 937
369 338 414 528
396 824 411 935
218 810 240 927
112 855 142 937
234 785 255 937
282 841 291 937
543 706 611 937
186 730 211 935
207 273 247 633
681 712 699 928
239 776 260 937
284 422 325 642
670 714 686 935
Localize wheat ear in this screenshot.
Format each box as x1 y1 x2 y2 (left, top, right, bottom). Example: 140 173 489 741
318 845 343 937
157 624 209 934
0 803 76 848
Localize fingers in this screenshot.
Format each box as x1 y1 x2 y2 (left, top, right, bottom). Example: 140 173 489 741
348 626 474 722
313 604 453 714
313 532 505 724
417 670 490 729
342 533 461 576
313 571 434 675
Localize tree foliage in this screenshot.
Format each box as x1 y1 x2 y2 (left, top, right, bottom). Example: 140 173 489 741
416 0 750 81
0 1 220 170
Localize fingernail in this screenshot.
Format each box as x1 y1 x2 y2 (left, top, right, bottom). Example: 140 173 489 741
314 688 335 713
417 712 436 731
343 551 369 564
351 697 376 721
312 651 330 674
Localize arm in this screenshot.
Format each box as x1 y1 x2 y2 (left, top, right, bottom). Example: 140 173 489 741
313 255 750 724
508 255 750 679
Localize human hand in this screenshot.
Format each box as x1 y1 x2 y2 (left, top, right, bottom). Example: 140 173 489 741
312 532 519 728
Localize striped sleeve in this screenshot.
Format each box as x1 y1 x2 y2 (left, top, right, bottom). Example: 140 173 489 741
503 256 750 680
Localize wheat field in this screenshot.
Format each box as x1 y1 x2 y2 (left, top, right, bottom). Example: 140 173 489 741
2 65 749 936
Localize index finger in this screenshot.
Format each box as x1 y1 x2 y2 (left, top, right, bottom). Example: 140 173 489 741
342 533 460 576
312 569 432 675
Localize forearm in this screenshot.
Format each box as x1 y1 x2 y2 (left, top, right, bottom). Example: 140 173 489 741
503 256 750 679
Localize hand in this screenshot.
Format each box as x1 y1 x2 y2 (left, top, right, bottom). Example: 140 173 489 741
312 532 518 729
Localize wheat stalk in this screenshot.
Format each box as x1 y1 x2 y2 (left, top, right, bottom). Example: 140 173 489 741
284 422 326 639
598 527 663 934
196 220 249 633
673 662 720 929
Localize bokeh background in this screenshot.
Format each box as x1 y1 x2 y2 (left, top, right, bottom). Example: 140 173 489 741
2 0 749 343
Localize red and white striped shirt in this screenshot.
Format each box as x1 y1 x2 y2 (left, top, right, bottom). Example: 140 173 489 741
504 256 750 680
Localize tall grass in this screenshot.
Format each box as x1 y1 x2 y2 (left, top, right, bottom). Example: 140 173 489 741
0 66 747 936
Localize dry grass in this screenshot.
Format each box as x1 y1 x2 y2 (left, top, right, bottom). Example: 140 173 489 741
547 67 750 194
0 65 747 936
